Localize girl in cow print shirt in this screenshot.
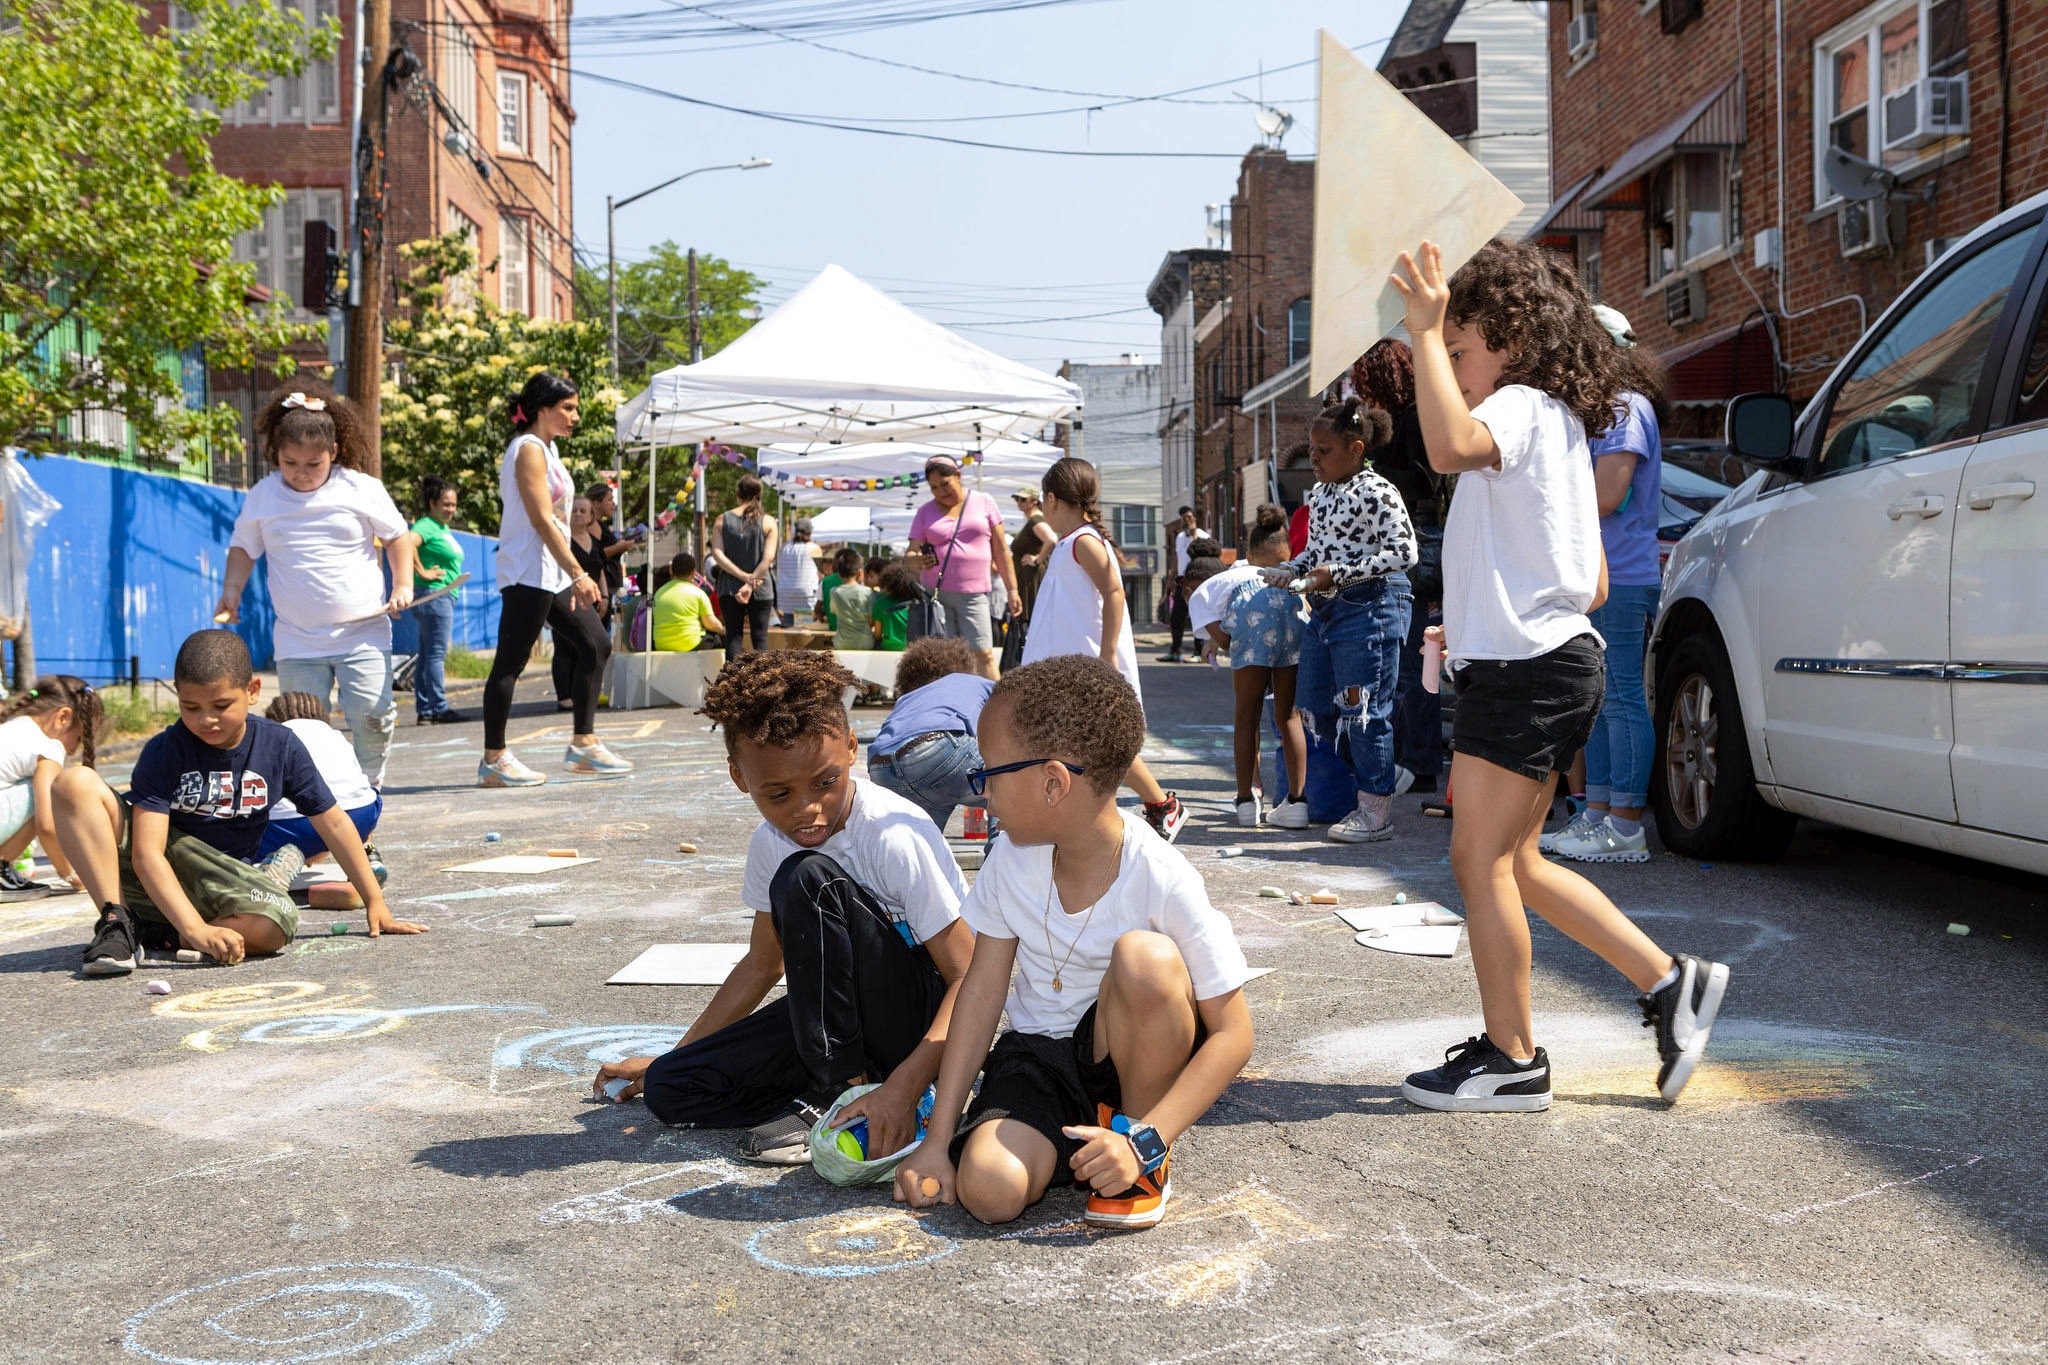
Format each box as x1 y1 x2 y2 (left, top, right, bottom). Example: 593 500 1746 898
1260 397 1418 843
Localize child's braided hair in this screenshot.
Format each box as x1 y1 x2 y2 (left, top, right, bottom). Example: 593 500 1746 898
1446 239 1629 436
0 675 103 768
700 652 859 758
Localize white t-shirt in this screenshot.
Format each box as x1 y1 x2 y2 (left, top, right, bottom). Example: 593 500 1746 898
495 434 574 593
960 809 1251 1038
1173 526 1212 577
269 717 376 818
1442 384 1604 667
775 542 820 613
741 779 966 947
0 715 63 786
227 469 408 659
1186 561 1262 636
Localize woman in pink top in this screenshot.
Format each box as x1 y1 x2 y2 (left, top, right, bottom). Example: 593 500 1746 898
907 453 1021 678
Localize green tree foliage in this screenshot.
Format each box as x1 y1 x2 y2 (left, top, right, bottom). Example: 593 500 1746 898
380 231 623 530
0 0 326 458
575 244 766 389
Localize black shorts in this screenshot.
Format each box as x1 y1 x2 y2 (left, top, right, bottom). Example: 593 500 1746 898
950 1003 1206 1186
1450 633 1605 782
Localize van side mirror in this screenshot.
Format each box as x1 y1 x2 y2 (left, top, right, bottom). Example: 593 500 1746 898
1725 392 1798 467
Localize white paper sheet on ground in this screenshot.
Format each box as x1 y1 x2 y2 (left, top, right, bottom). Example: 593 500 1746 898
1354 924 1464 957
1333 902 1463 933
1309 30 1526 391
439 855 598 874
1243 967 1277 983
607 943 786 986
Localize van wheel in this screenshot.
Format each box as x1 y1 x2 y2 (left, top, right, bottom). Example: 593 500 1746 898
1652 634 1798 861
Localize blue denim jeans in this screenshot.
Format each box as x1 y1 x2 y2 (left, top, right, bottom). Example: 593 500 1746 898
868 731 983 833
275 646 395 787
1585 582 1661 809
1296 574 1411 798
411 592 455 719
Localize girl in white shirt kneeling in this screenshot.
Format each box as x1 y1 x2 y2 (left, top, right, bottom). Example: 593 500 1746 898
898 655 1254 1231
1389 238 1729 1114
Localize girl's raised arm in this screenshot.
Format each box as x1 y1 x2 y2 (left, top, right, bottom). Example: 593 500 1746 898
1390 243 1500 474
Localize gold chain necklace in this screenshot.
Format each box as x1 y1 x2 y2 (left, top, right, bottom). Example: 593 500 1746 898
1041 827 1123 993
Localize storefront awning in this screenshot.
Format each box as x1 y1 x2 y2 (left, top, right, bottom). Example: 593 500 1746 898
1581 75 1746 211
1523 170 1604 243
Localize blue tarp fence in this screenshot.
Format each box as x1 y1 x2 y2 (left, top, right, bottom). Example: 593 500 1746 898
21 454 500 681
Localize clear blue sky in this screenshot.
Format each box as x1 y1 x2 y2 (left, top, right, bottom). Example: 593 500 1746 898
568 0 1414 373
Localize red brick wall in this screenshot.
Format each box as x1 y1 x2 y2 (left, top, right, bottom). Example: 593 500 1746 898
1548 0 2048 408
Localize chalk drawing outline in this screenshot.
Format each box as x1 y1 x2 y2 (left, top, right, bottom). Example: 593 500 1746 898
537 1160 769 1225
488 1023 691 1094
744 1209 959 1279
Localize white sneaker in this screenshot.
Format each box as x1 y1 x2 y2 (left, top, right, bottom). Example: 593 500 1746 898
1266 798 1311 829
1393 765 1416 797
565 742 634 775
1538 809 1596 854
1554 815 1651 864
1327 792 1394 843
478 753 547 788
1236 791 1265 827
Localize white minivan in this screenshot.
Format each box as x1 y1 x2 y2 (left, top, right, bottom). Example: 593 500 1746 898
1651 190 2048 874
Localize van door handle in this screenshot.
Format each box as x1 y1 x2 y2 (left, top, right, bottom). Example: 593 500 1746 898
1885 495 1946 520
1965 480 2036 509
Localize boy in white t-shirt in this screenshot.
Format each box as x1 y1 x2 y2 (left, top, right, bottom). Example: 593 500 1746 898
897 655 1254 1231
593 652 975 1166
254 693 384 888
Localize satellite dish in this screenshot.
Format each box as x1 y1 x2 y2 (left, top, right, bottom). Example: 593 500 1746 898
1254 106 1294 142
1823 145 1898 202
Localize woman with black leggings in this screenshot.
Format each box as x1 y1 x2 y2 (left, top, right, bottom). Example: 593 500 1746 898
709 474 778 660
478 373 628 787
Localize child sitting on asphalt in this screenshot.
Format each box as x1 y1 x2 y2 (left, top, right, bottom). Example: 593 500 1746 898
59 630 423 973
868 637 993 832
593 651 976 1166
254 693 385 889
898 655 1254 1230
0 675 104 897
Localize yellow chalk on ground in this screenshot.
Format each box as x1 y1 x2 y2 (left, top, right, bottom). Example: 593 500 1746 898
546 849 579 858
1308 892 1339 905
677 842 698 854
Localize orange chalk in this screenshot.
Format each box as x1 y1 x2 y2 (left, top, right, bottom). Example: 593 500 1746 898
920 1177 940 1199
1308 892 1339 905
676 842 698 854
546 849 579 858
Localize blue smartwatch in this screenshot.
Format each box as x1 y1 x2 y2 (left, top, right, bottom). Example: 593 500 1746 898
1109 1111 1169 1174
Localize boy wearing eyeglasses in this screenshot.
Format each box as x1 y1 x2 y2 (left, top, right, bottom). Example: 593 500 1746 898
896 655 1254 1230
592 651 975 1168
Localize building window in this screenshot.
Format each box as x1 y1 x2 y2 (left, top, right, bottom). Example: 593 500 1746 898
532 221 555 319
1814 0 1969 206
441 14 478 142
1567 0 1598 61
498 72 528 155
500 216 528 314
201 0 339 127
1286 297 1311 366
1644 153 1728 283
1579 242 1603 302
232 188 344 316
446 205 480 308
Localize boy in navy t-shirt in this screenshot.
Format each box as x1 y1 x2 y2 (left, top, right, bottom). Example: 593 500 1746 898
54 630 425 975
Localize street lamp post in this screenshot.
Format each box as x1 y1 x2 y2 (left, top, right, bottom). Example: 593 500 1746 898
606 158 771 380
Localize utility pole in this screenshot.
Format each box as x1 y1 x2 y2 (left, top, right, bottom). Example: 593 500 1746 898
346 0 393 477
687 246 702 363
606 194 619 378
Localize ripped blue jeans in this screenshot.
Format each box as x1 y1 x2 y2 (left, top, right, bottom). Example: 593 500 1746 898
1295 574 1411 799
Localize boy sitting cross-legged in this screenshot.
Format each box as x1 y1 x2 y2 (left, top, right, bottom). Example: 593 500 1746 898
60 630 423 974
593 651 976 1166
897 655 1254 1230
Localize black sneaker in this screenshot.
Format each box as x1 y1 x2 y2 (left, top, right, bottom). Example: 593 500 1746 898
426 709 470 725
736 1093 831 1165
0 863 47 901
1639 954 1730 1103
1401 1035 1551 1112
1143 793 1187 845
82 903 138 976
133 917 180 955
362 843 389 887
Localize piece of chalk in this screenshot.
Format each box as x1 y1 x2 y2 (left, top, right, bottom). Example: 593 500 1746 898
1257 886 1285 898
212 610 231 624
1946 922 1970 936
485 832 502 843
676 842 698 854
546 849 578 858
920 1176 940 1199
1289 892 1307 905
1308 892 1339 905
330 921 349 935
1218 846 1245 858
533 913 575 927
144 980 171 995
1393 892 1408 905
603 1077 630 1100
176 949 203 963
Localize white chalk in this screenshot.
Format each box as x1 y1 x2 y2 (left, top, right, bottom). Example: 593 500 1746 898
175 949 203 963
1393 892 1407 905
1218 846 1246 858
1946 922 1970 936
533 914 576 927
144 980 171 995
1257 886 1285 898
603 1077 630 1101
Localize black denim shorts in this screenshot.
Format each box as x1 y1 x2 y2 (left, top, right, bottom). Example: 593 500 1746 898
1450 633 1605 782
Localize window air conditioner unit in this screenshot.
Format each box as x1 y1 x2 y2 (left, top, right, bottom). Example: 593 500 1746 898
1883 74 1969 152
1839 199 1889 258
1663 271 1706 328
1567 13 1598 59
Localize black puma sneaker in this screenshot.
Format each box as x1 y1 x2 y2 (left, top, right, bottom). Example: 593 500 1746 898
1639 954 1730 1103
1401 1035 1552 1112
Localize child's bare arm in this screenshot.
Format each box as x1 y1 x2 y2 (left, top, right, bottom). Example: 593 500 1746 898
1593 548 1610 611
1390 242 1500 474
833 917 975 1156
896 933 1016 1206
1073 534 1127 663
215 548 257 623
305 806 425 937
594 910 784 1101
30 759 76 883
126 809 245 964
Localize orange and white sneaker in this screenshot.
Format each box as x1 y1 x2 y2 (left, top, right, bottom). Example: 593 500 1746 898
1085 1156 1171 1230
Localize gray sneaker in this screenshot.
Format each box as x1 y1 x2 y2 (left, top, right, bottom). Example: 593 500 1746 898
1327 792 1394 844
1554 815 1651 864
1538 810 1598 855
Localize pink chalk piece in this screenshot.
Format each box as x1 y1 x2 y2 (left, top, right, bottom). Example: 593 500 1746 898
1422 636 1443 694
144 980 172 995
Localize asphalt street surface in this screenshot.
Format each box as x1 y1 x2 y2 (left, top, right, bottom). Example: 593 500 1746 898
5 640 2046 1363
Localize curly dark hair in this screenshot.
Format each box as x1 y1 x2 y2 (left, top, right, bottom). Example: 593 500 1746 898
1350 338 1416 411
256 376 370 470
699 652 858 757
264 691 331 723
1310 396 1394 453
987 655 1143 796
1446 239 1629 436
877 561 925 603
1247 503 1290 553
895 636 981 696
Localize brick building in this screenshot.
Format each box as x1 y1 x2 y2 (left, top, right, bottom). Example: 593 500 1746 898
173 0 575 481
1146 246 1230 533
1530 0 2048 437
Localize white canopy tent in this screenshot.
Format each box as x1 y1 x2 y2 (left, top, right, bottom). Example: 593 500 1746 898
757 436 1061 508
804 504 916 545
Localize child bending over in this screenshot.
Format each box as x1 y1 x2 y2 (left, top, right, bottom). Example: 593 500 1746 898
898 656 1254 1230
593 652 975 1165
1389 238 1726 1109
60 631 422 974
0 676 104 896
255 693 383 885
868 637 993 832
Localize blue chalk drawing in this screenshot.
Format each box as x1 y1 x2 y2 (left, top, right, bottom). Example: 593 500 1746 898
123 1261 505 1365
492 1024 692 1077
745 1210 958 1279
